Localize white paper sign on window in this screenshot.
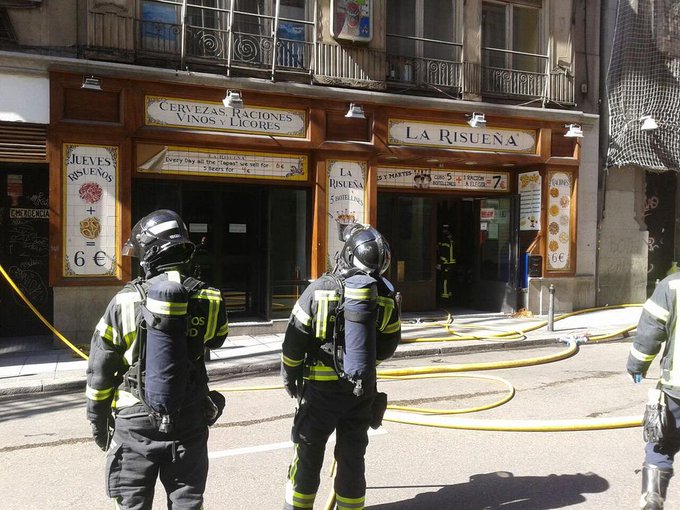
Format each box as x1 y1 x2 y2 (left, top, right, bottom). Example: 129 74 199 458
546 171 573 272
63 144 118 277
326 160 367 271
519 171 542 231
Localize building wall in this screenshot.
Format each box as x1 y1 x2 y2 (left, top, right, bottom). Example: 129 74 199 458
597 166 648 305
7 0 78 48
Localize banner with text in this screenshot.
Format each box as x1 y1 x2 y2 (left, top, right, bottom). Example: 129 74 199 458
378 167 508 192
327 160 367 271
145 96 307 138
518 171 541 231
388 119 537 153
63 144 118 278
137 145 308 181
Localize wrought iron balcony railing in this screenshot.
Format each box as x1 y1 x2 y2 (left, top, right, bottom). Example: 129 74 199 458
85 10 575 106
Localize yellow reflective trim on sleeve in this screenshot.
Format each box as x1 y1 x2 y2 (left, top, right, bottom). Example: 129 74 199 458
381 320 401 335
216 321 229 337
644 299 670 323
345 287 375 300
313 290 339 340
377 296 395 331
120 300 137 350
282 354 303 367
96 319 116 344
292 303 312 327
205 298 219 342
630 345 657 362
85 385 114 401
114 389 140 409
307 365 339 381
146 297 188 316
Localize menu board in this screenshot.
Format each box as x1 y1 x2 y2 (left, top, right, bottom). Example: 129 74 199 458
63 144 119 278
378 167 508 192
546 171 573 272
518 171 541 231
326 160 367 271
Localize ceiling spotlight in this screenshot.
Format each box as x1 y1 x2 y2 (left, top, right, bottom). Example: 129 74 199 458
564 123 583 138
81 76 102 91
345 103 366 119
467 112 486 128
640 115 659 131
223 90 244 109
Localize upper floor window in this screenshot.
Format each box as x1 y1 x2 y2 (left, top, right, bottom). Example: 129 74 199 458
482 0 544 73
386 0 462 85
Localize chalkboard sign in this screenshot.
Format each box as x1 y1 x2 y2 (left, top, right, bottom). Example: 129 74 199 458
0 166 52 337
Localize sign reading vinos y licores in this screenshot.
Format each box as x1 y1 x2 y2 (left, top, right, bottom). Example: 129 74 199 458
63 144 118 278
388 119 537 153
145 96 307 138
326 160 367 271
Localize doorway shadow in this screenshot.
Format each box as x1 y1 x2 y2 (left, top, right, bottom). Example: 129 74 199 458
367 471 609 510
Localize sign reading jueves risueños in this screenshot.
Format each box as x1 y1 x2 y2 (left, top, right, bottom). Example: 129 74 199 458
388 119 537 153
63 144 118 278
145 96 307 138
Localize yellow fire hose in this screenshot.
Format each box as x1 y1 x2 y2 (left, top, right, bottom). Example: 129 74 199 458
0 263 89 360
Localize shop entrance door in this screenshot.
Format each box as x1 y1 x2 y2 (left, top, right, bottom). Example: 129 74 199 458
472 195 521 312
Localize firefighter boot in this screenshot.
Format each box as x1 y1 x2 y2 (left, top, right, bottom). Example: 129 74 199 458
640 464 673 510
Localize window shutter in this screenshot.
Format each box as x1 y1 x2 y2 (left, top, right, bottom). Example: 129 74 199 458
0 122 47 162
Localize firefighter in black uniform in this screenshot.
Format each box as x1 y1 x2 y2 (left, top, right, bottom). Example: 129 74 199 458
85 209 229 510
437 224 456 301
627 272 680 510
281 223 401 510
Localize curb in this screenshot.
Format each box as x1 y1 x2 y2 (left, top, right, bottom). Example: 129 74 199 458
0 337 570 398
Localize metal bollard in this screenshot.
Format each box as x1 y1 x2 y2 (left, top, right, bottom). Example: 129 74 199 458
547 284 555 332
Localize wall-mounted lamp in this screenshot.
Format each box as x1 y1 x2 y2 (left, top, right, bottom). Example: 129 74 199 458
81 76 102 91
640 115 659 131
467 112 486 128
223 90 244 109
564 123 583 138
345 103 366 119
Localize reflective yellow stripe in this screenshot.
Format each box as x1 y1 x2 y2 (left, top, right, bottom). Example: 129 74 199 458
292 303 312 327
307 365 339 381
114 388 140 409
630 345 656 362
644 299 670 323
216 321 229 337
282 354 303 367
191 289 222 341
382 320 401 335
377 296 395 331
336 493 365 509
86 385 114 401
146 296 188 316
662 285 680 388
96 319 117 344
120 298 138 351
313 290 339 340
345 287 374 300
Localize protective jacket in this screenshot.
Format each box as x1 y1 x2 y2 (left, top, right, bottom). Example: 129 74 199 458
86 270 229 422
627 273 680 398
438 236 456 266
281 273 401 392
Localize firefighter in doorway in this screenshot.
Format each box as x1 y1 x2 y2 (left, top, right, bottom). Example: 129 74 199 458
437 224 456 300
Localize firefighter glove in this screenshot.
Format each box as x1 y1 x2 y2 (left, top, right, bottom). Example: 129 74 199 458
205 390 226 426
282 366 303 399
91 414 114 451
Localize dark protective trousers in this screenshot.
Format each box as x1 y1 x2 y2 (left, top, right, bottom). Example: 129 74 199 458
646 393 680 470
105 403 209 510
285 384 373 509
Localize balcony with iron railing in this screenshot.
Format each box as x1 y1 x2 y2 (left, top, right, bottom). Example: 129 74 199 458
85 9 575 106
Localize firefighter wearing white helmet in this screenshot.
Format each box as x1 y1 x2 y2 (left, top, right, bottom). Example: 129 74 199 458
85 209 228 509
281 223 401 510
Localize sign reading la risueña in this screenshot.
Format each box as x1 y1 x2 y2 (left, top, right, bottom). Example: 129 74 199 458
389 119 537 153
146 96 307 138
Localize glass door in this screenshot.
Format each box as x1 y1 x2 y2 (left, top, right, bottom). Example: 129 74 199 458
474 195 520 312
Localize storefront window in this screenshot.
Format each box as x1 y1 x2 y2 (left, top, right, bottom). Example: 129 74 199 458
398 197 433 282
479 197 512 281
270 188 309 319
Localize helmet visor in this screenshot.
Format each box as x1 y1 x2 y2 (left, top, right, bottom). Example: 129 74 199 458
121 238 136 257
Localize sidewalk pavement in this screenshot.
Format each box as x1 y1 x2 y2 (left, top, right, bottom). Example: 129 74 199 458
0 306 642 398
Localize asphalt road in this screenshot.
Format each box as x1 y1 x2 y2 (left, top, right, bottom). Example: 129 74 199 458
0 339 668 509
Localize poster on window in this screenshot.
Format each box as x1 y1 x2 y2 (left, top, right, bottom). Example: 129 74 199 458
326 160 367 271
518 171 541 231
546 171 573 272
63 144 119 278
331 0 372 42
